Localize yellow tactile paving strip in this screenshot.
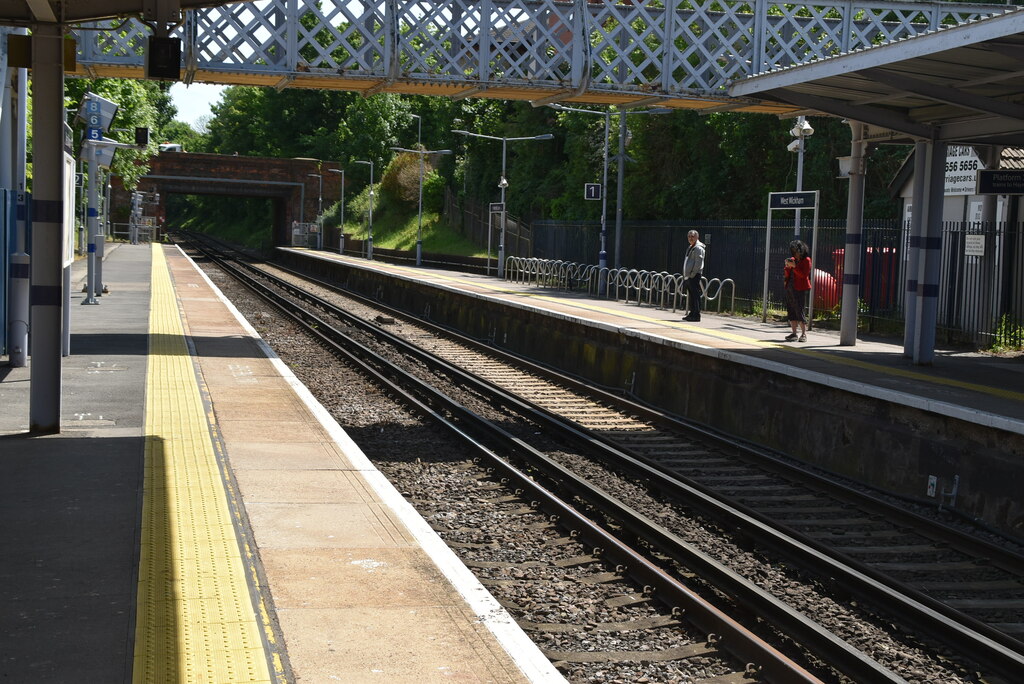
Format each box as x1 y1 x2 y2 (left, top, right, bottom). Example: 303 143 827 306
134 244 272 683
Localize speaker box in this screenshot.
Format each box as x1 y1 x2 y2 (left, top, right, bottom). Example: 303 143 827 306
146 37 181 80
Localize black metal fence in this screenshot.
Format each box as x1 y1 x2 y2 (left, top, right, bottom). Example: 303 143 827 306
532 218 1024 349
443 189 532 263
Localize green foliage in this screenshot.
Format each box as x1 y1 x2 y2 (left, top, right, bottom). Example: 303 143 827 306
346 183 380 228
156 120 203 152
379 152 422 209
991 314 1024 353
378 151 446 215
169 194 272 249
422 169 444 214
80 73 910 253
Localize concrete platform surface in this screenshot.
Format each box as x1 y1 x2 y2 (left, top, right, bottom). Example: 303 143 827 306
0 243 560 684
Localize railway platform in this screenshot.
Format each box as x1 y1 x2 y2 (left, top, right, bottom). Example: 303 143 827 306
288 248 1024 430
0 243 559 683
278 248 1024 541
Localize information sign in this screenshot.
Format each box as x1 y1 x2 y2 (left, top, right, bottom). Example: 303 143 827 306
489 202 505 213
977 169 1024 195
964 234 985 257
584 183 601 201
944 146 983 196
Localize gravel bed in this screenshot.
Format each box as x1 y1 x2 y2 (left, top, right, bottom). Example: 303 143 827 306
196 254 995 682
201 260 757 682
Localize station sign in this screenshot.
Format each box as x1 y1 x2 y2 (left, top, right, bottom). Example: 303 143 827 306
768 191 817 209
489 202 505 213
976 169 1024 195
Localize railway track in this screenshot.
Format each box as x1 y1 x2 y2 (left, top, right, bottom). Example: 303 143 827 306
178 234 1024 682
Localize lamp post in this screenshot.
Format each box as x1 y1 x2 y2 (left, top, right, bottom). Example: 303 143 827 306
391 146 453 266
610 107 671 269
308 172 323 249
354 159 374 259
328 168 345 255
788 116 814 237
451 129 554 278
547 104 616 271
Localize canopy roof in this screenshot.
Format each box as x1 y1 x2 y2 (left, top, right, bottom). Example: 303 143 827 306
4 1 233 24
730 9 1024 146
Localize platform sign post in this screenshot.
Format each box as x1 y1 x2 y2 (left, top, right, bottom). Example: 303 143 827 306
75 93 119 307
762 190 819 326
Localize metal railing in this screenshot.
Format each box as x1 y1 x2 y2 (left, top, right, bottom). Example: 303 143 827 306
505 256 737 315
111 222 154 243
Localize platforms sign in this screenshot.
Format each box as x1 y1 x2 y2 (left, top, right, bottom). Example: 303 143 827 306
584 183 602 200
977 169 1024 195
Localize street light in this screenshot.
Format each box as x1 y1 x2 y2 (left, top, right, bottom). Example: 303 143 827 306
328 168 345 255
788 116 814 237
392 146 453 266
612 107 671 269
451 129 554 278
547 104 613 271
354 159 374 259
546 105 671 270
308 172 323 249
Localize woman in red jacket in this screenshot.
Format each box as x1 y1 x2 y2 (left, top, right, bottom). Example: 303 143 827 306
783 240 811 342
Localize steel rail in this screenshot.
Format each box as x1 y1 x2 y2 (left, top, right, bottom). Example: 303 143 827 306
261 246 1024 680
186 237 905 680
276 248 1024 578
180 233 822 683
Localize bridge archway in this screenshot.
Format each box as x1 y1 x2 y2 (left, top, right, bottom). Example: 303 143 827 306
111 152 340 245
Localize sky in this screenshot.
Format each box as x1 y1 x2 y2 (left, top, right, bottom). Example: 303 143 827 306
169 82 226 128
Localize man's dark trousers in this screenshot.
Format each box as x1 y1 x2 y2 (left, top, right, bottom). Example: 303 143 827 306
685 276 702 320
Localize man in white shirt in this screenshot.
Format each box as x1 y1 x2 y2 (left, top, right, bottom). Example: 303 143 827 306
682 230 705 322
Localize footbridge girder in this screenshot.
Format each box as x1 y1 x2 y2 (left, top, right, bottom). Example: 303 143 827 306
71 0 1008 115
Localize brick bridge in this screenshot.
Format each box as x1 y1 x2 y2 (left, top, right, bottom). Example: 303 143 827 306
111 152 342 245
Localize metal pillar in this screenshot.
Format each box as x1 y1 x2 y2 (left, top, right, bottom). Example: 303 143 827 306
9 37 28 368
912 140 948 365
979 146 1002 328
599 112 609 271
83 146 99 305
62 265 71 356
29 24 65 433
839 122 867 346
498 138 507 277
903 141 929 357
1 40 11 187
354 160 374 260
613 113 627 269
329 168 345 255
416 153 424 265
